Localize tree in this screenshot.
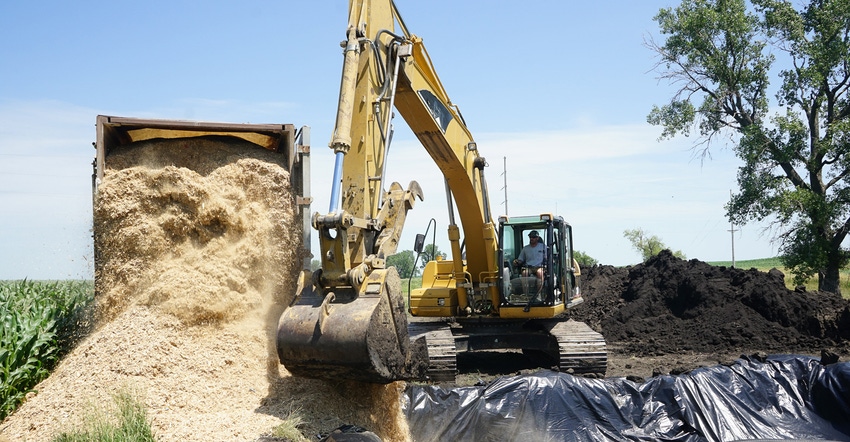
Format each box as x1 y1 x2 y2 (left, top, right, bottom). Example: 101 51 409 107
624 228 687 261
386 250 416 278
574 250 599 267
647 0 850 294
418 244 446 270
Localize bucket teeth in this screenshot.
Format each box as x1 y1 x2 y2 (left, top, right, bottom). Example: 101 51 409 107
277 267 426 383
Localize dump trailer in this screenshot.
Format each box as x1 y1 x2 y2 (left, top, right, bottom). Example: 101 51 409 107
92 115 313 272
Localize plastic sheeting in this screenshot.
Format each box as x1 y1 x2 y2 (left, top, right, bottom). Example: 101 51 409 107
403 356 850 441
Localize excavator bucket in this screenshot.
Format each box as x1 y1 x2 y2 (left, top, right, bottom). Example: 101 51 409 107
278 268 428 383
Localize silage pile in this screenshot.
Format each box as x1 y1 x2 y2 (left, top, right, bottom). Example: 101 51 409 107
0 137 410 442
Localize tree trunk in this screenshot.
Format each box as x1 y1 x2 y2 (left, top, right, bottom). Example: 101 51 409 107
820 260 842 295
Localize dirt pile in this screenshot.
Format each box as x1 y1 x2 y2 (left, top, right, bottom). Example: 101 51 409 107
573 250 850 358
0 137 410 442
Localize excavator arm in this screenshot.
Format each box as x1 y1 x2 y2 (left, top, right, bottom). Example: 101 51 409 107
278 0 497 383
318 0 420 284
394 34 502 310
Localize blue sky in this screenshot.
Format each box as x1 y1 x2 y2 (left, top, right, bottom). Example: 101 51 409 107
0 1 780 280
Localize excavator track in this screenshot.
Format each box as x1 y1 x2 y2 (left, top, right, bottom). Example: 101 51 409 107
408 319 606 382
550 319 607 376
408 322 457 382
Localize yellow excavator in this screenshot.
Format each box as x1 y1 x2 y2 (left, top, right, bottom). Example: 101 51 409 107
277 0 606 383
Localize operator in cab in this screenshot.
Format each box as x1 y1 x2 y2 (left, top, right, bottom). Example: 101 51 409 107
513 230 545 280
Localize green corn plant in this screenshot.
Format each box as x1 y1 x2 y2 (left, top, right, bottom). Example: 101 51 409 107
0 280 94 420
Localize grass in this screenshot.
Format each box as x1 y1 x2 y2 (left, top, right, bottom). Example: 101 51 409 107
401 276 423 298
708 257 784 269
401 276 423 314
268 403 308 442
0 280 94 420
51 388 156 442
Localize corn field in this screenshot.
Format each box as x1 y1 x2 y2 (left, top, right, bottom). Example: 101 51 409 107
0 280 94 420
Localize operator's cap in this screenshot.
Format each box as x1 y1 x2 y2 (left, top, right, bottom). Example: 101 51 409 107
528 230 539 238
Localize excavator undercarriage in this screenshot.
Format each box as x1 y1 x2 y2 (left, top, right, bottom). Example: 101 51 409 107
410 318 607 382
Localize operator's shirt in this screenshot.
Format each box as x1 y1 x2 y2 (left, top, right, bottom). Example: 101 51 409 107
517 242 546 267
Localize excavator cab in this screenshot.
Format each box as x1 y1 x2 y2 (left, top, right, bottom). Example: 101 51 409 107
498 215 581 309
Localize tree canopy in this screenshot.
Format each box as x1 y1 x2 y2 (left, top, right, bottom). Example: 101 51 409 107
386 250 416 279
647 0 850 293
418 244 446 271
624 228 687 261
574 250 599 267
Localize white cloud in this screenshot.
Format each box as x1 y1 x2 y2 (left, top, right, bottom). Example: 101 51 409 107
0 100 97 279
476 124 667 163
365 121 774 266
123 98 301 124
0 99 778 279
0 100 94 154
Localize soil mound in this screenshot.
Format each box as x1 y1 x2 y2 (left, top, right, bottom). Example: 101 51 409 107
573 250 850 357
0 136 410 442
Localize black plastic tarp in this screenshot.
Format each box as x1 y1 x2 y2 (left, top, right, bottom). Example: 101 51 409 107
403 356 850 441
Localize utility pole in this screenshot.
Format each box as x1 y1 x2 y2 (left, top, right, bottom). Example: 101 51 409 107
728 222 738 267
501 156 508 216
728 190 738 267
